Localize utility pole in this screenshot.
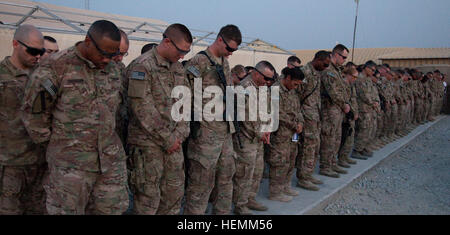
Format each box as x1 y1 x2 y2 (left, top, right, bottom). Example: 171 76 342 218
351 0 359 62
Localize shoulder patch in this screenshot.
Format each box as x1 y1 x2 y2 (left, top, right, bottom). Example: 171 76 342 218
187 66 201 77
131 71 146 80
42 78 57 97
327 72 337 78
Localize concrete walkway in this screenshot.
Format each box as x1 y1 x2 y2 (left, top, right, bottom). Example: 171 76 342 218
250 115 448 215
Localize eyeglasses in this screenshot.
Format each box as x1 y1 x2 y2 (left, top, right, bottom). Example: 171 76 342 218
255 68 275 82
337 52 347 60
163 34 190 55
87 32 120 59
17 40 45 56
220 35 238 52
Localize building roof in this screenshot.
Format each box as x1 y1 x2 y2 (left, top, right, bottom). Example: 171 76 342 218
292 47 450 65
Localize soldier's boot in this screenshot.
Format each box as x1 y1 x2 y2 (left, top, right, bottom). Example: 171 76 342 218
234 206 253 215
351 151 368 160
284 185 299 197
319 168 340 178
332 165 348 174
246 199 268 211
308 175 324 185
296 179 320 191
345 156 357 165
269 193 293 203
362 149 374 157
338 158 351 168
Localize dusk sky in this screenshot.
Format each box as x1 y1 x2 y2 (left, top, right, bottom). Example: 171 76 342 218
33 0 450 50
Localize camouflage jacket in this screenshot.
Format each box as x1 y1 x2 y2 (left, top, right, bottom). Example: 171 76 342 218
297 62 321 121
355 73 379 113
271 80 304 143
21 45 125 173
236 75 262 142
377 77 395 103
126 47 189 150
320 63 350 113
185 48 235 134
0 57 43 165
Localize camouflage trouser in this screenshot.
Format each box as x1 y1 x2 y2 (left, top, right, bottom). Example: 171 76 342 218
376 109 385 139
369 111 379 143
319 105 344 169
384 104 398 137
267 138 297 196
355 112 372 152
232 136 258 208
408 99 415 125
0 163 47 215
338 120 355 160
296 119 320 180
249 142 264 200
128 143 185 215
425 98 433 119
414 97 423 123
397 104 407 132
184 127 235 215
44 161 128 215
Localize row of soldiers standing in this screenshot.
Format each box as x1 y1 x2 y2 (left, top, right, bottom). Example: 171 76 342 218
0 20 447 215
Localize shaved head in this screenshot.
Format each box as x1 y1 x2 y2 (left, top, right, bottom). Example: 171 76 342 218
14 24 43 44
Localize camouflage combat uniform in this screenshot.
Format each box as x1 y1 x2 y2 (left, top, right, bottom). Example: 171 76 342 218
268 80 303 197
0 57 47 215
126 47 190 215
184 49 236 215
232 75 263 212
295 62 321 181
354 73 380 153
319 63 349 172
21 45 128 215
337 80 358 162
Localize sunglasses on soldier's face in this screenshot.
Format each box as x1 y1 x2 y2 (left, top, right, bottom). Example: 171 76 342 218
220 35 238 52
163 34 190 55
17 40 45 56
255 69 275 82
88 32 120 59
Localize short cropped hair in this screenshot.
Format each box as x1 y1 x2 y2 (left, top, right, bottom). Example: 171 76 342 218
314 50 331 61
141 43 158 54
287 56 301 65
281 66 305 81
88 20 121 42
164 23 193 44
44 35 57 43
332 44 349 54
218 24 242 46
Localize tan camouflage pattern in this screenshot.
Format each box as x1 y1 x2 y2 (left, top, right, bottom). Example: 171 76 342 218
126 47 189 214
267 80 303 196
319 63 349 169
295 62 321 180
21 44 128 214
184 49 236 215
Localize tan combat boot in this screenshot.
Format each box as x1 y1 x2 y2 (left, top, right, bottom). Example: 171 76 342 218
284 186 299 196
308 175 324 185
234 206 253 215
319 168 340 178
345 155 357 165
338 159 351 168
332 165 348 174
269 194 293 203
296 179 320 191
246 199 268 211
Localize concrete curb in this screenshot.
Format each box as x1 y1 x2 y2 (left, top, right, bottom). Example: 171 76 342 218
251 115 448 215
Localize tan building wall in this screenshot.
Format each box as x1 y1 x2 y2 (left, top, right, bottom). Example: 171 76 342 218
381 58 450 68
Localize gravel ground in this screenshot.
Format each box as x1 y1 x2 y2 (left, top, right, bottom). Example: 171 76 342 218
310 116 450 215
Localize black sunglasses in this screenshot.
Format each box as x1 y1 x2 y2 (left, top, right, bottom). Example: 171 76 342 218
337 52 347 60
17 40 45 56
255 68 275 81
87 32 120 59
220 35 238 52
163 34 190 55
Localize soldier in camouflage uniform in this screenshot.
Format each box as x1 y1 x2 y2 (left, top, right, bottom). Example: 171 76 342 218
295 50 331 191
410 69 425 124
21 20 128 215
126 24 192 215
184 25 242 215
337 66 359 168
352 61 380 159
319 44 352 178
377 65 398 142
232 61 273 215
268 66 304 202
0 25 46 215
113 30 130 151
